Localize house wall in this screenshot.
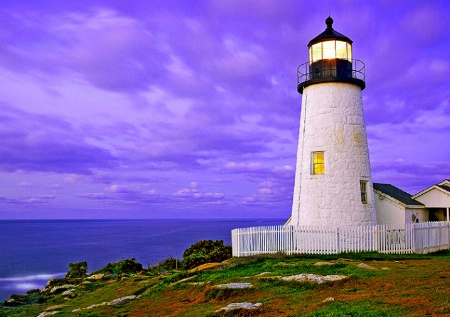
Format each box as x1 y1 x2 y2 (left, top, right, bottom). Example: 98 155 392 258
408 208 428 223
415 189 450 207
374 192 405 225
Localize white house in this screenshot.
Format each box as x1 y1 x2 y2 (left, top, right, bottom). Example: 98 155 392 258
373 180 450 225
413 179 450 221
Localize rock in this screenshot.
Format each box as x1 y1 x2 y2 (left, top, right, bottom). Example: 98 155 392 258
282 274 347 284
254 272 272 277
314 261 335 266
107 295 137 305
86 274 104 280
188 282 206 286
45 278 66 288
71 295 138 312
4 294 29 306
322 297 335 303
257 275 282 280
337 258 355 262
213 283 253 289
216 302 262 312
37 311 58 317
357 263 377 270
382 267 390 270
62 290 76 298
50 284 76 294
86 302 107 309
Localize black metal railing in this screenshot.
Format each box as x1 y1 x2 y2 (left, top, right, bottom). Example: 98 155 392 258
297 59 365 85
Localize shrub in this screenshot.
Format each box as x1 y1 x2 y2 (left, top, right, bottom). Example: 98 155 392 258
65 261 88 279
182 240 232 269
157 256 180 270
92 258 143 275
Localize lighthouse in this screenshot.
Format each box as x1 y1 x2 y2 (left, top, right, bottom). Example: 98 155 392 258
289 17 376 227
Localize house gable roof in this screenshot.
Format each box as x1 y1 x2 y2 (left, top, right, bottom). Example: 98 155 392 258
412 179 450 199
373 183 424 207
438 185 450 193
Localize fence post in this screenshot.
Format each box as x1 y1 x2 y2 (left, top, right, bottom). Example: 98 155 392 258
336 227 340 254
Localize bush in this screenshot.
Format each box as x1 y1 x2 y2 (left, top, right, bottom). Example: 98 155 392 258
158 256 180 270
65 261 88 279
92 258 143 275
182 240 232 269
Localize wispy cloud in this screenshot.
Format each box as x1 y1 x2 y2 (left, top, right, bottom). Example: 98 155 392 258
0 0 448 218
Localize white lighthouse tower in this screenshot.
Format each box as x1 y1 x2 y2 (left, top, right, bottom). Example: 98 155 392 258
289 17 376 227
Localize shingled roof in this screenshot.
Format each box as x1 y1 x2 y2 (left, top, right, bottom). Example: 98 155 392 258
373 183 424 206
438 185 450 193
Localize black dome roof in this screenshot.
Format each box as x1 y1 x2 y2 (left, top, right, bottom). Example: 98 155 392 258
307 17 352 47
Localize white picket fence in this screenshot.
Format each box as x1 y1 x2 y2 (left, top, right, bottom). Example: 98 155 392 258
231 221 450 256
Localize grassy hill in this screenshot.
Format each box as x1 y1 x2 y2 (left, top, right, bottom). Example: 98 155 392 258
2 251 450 316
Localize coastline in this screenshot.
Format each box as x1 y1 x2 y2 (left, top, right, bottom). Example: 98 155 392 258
0 218 285 301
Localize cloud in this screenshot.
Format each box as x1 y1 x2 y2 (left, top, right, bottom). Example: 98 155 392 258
0 1 449 219
372 160 450 194
224 161 267 173
172 182 225 201
0 8 171 93
0 195 55 205
0 105 116 174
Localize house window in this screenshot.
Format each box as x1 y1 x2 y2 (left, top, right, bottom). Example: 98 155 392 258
360 181 368 204
311 152 324 175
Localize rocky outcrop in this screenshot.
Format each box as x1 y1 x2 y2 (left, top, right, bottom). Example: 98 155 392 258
357 263 377 270
215 302 262 312
49 284 76 294
86 274 104 280
71 295 138 312
37 312 58 317
107 295 137 305
213 282 253 289
282 274 347 284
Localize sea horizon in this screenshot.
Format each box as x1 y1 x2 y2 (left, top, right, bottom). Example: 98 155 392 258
0 218 285 301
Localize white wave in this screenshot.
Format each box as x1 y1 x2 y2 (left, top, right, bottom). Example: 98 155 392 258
0 273 65 282
14 282 41 290
0 273 66 292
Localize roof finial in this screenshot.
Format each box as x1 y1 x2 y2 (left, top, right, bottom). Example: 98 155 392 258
325 16 333 29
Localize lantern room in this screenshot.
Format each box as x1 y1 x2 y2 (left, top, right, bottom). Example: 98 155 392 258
308 17 352 63
297 17 365 94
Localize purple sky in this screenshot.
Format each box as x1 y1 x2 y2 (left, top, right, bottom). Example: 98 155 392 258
1 1 449 219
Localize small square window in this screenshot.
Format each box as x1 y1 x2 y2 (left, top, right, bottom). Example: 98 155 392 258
311 152 324 175
360 181 368 204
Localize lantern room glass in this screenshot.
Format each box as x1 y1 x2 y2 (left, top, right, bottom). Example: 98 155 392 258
309 40 352 64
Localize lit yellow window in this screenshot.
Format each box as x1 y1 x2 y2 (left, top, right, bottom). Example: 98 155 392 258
322 40 336 59
312 152 324 175
311 43 322 62
336 41 347 60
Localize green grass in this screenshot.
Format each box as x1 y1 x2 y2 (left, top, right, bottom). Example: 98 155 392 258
3 251 450 316
303 300 404 317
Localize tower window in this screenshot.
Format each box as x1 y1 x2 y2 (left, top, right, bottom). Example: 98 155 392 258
360 181 368 204
311 152 324 175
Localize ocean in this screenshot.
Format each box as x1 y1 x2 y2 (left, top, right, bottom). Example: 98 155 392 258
0 219 283 301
